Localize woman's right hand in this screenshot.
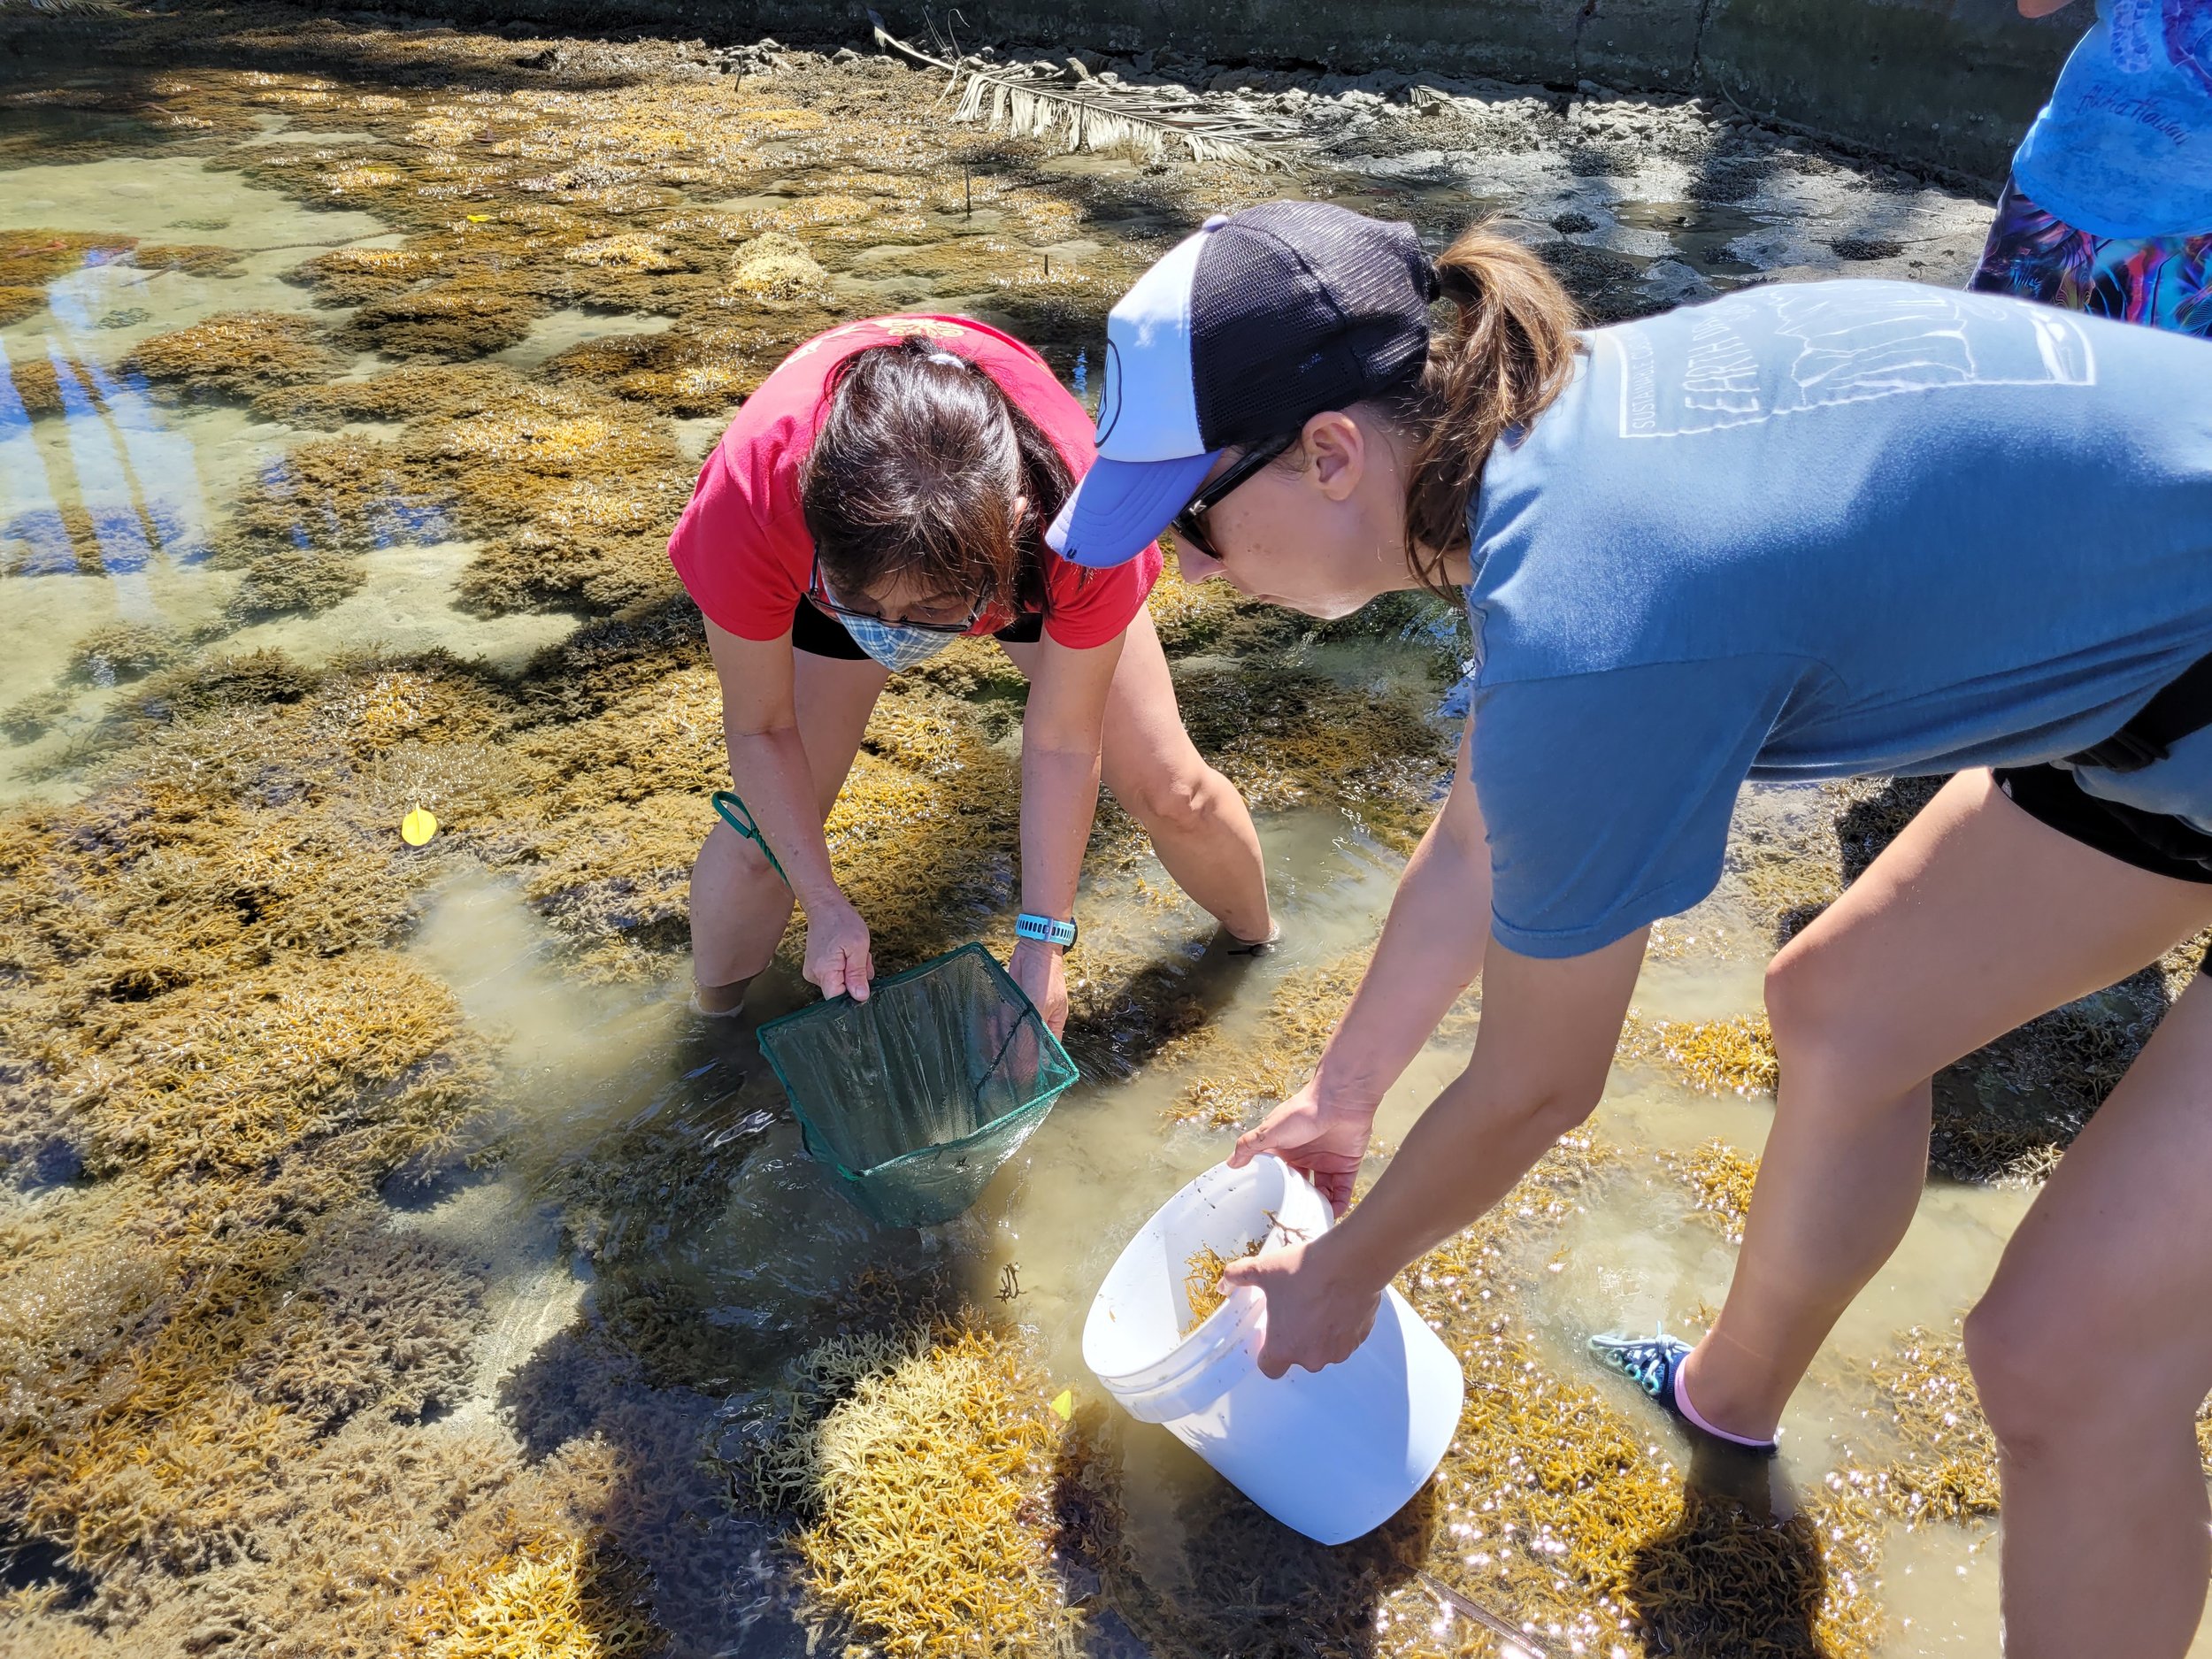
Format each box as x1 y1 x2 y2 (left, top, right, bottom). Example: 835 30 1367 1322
803 898 874 1002
1225 1079 1379 1217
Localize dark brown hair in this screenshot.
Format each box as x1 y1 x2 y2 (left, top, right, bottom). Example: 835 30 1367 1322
1382 226 1581 598
800 337 1073 618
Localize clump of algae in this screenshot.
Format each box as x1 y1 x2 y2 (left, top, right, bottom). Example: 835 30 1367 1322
391 1533 664 1659
251 362 511 429
1172 658 1455 852
1826 1325 2212 1536
292 242 445 303
1665 1139 1762 1243
122 311 344 399
743 1321 1082 1655
67 622 180 685
4 350 85 419
1835 1327 2001 1526
1164 950 1372 1128
1158 947 1481 1132
132 241 245 276
1617 1010 1779 1098
1181 1236 1267 1335
213 433 457 617
345 278 549 361
726 230 829 299
566 230 689 273
541 322 765 416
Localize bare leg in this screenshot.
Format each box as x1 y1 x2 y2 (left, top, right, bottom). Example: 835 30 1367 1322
1966 971 2212 1658
1005 608 1272 941
688 649 887 1008
1678 770 2212 1440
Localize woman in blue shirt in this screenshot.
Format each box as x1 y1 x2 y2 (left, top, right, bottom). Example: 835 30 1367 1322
1974 0 2212 333
1049 201 2212 1657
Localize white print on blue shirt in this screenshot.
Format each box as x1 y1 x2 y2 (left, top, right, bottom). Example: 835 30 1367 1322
1459 280 2212 958
1612 287 2097 441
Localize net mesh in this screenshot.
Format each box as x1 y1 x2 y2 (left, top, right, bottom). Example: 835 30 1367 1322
757 944 1079 1227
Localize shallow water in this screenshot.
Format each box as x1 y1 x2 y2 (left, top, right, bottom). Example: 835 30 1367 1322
0 143 569 797
0 20 2197 1659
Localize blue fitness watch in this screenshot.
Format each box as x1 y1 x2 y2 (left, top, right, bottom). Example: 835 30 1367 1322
1014 912 1079 949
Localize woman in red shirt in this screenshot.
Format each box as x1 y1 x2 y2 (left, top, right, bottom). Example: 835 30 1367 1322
667 315 1275 1031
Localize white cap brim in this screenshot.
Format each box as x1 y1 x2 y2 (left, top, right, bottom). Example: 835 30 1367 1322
1047 451 1218 570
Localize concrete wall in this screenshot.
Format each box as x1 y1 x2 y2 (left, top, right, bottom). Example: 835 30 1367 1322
411 0 2083 180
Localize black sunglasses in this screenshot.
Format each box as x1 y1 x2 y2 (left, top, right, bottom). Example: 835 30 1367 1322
806 555 983 634
1169 433 1296 562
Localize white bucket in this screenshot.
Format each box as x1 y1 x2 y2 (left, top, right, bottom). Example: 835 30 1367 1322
1081 1155 1464 1546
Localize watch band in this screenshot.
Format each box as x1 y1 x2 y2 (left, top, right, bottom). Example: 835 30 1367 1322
1015 911 1079 949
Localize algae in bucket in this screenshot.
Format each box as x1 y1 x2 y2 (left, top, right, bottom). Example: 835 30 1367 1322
1082 1155 1464 1545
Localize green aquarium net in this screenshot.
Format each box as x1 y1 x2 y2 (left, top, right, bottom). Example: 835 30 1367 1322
757 944 1080 1227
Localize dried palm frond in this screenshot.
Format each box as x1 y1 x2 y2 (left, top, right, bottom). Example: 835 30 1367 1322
869 12 1299 169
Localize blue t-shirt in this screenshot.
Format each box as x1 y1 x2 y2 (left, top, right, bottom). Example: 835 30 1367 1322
2012 0 2212 238
1463 280 2212 959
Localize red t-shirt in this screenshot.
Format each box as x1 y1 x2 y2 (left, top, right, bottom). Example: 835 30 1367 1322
667 315 1162 649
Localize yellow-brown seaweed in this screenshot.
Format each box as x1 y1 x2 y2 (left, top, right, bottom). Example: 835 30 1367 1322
1180 1236 1266 1335
122 311 344 399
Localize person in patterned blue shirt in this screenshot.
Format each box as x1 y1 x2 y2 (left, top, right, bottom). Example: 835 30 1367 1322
1974 0 2212 334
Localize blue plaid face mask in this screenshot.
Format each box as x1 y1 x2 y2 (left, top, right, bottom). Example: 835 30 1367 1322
837 608 964 672
811 560 979 672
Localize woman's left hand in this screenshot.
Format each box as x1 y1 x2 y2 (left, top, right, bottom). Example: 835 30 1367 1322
1009 939 1070 1036
1218 1232 1384 1379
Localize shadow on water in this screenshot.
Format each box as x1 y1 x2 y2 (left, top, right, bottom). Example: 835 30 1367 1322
498 1319 803 1654
1624 1488 1842 1658
0 102 180 166
1063 1419 1440 1657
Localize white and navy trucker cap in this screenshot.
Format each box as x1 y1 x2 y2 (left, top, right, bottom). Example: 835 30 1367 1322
1048 200 1437 569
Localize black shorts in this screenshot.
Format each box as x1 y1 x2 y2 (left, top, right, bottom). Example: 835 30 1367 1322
1994 763 2212 885
789 598 1043 660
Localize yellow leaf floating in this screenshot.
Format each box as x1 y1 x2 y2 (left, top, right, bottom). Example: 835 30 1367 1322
400 807 439 846
1049 1388 1072 1421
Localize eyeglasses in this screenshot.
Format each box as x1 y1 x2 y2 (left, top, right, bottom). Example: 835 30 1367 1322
806 555 983 635
1169 433 1296 563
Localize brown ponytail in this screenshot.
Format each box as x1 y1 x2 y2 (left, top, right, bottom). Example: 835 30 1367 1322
801 336 1071 620
1394 226 1581 598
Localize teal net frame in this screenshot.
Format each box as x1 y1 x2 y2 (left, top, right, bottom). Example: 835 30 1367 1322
756 942 1080 1227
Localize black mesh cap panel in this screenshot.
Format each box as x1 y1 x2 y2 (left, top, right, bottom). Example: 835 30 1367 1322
1187 200 1435 451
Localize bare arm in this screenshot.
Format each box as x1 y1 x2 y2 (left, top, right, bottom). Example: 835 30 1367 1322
705 616 872 996
2018 0 2076 19
1225 926 1647 1376
1314 716 1490 1106
1331 929 1643 1276
1010 628 1125 1031
1228 717 1491 1209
